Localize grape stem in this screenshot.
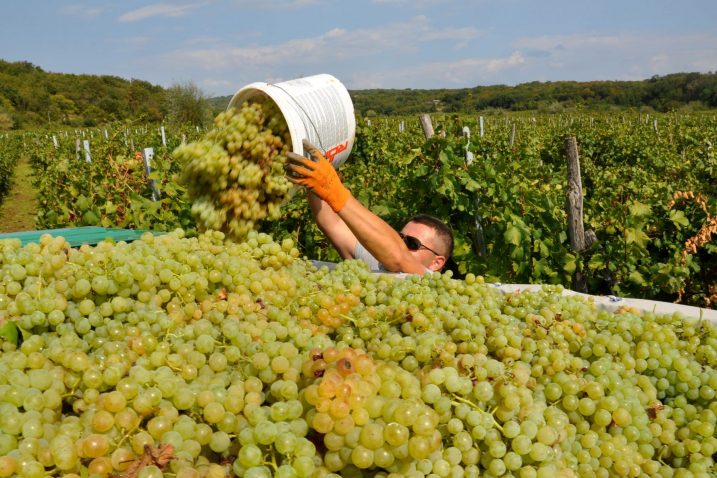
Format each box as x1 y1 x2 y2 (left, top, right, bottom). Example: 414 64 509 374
657 446 667 465
61 377 82 398
263 449 279 471
36 270 44 299
339 313 358 325
450 394 503 431
115 420 142 449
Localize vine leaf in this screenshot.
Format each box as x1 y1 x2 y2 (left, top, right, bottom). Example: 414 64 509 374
668 210 689 229
504 225 522 246
628 201 652 217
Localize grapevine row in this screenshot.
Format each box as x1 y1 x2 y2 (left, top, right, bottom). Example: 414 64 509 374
5 112 717 308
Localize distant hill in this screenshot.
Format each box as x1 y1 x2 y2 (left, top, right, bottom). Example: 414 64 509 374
1 59 716 131
209 95 233 113
349 72 717 116
215 73 717 117
0 59 166 130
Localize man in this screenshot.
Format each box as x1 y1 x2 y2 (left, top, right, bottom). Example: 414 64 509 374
286 140 453 275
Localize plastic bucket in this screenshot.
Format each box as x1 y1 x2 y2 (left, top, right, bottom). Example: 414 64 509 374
228 74 355 168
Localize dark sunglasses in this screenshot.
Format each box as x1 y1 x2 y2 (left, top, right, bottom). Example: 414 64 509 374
399 232 440 256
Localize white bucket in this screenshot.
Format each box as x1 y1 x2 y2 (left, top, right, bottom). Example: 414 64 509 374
228 74 355 168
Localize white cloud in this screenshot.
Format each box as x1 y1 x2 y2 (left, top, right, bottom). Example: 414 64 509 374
514 34 622 51
231 0 320 9
511 32 717 81
62 4 105 19
371 0 447 5
155 16 717 92
124 36 153 48
371 0 513 7
348 51 526 88
165 16 482 71
118 2 209 22
200 78 235 91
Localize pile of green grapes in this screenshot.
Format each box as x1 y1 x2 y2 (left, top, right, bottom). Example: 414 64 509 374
0 230 716 478
173 100 293 241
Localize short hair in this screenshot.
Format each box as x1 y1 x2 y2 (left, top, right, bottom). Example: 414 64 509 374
406 214 454 260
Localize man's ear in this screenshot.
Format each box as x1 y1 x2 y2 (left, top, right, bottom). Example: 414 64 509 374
429 255 447 272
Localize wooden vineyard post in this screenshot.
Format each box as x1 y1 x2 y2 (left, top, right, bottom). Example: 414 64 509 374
462 126 474 164
510 123 516 148
566 137 585 251
420 114 434 140
83 140 91 163
460 126 486 257
707 140 713 164
566 136 588 292
143 148 160 201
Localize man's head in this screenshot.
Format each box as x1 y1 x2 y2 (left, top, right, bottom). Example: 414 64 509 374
400 214 454 272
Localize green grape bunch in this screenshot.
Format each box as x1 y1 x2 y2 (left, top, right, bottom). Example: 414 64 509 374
174 100 294 241
0 229 716 478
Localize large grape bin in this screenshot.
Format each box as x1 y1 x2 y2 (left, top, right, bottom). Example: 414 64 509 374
0 230 716 478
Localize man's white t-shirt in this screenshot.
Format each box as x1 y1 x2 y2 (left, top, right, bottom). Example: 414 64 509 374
353 241 432 274
354 241 386 272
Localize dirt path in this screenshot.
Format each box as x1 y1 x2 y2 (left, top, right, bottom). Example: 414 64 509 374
0 158 38 233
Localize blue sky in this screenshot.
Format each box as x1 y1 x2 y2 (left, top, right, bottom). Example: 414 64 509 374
1 1 716 96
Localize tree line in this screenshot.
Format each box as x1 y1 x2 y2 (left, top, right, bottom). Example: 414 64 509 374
2 59 716 131
350 72 717 116
0 60 211 130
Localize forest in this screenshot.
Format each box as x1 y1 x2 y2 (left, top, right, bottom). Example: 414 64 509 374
1 59 717 130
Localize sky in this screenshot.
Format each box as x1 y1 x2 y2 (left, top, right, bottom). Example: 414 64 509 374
1 0 716 97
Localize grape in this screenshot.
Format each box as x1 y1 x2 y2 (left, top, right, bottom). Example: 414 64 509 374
0 230 715 477
174 102 293 241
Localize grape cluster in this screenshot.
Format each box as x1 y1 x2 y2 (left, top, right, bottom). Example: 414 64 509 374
302 348 442 472
0 231 716 478
174 101 293 241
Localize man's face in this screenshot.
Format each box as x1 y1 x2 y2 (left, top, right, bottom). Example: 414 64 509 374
400 221 445 271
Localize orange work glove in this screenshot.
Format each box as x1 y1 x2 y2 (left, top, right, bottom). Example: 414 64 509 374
286 140 351 213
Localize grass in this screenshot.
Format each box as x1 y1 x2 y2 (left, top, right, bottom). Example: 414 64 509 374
0 158 37 233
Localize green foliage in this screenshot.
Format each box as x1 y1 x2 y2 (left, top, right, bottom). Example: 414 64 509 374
3 59 717 130
350 72 717 116
316 113 716 308
164 81 213 128
0 133 23 200
244 112 717 308
23 123 200 233
0 60 166 129
11 111 717 309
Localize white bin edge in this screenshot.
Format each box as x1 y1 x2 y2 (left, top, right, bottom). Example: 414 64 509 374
308 260 717 324
490 283 717 324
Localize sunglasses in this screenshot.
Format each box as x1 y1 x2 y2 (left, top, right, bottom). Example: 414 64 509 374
399 232 440 256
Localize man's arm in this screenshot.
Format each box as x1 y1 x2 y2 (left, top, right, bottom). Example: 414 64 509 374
287 140 427 275
338 196 427 275
308 192 357 259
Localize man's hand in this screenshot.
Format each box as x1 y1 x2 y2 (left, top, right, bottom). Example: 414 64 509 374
286 140 351 213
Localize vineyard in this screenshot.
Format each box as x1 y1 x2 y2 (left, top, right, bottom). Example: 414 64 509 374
2 112 716 308
0 112 717 478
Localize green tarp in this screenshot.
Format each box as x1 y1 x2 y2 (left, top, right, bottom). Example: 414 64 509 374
0 227 157 247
